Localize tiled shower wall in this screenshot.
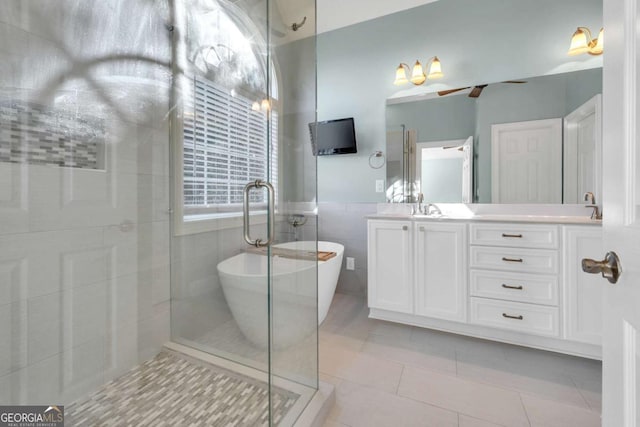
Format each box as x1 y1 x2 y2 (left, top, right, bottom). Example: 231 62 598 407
0 1 171 405
318 202 376 296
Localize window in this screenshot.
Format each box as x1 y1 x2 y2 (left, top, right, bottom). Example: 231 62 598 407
180 75 278 228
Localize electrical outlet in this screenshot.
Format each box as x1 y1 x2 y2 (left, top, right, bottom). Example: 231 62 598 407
375 179 384 193
346 257 355 270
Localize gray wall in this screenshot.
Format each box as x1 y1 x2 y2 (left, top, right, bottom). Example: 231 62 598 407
317 0 602 203
318 203 377 295
386 95 477 142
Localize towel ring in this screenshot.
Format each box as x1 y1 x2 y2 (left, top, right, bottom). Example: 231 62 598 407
369 151 386 169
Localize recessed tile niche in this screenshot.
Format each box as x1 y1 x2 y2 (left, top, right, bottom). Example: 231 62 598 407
0 100 106 170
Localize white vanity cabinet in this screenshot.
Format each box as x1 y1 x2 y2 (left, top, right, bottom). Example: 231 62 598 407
563 226 604 345
414 222 467 322
367 220 413 314
367 217 604 359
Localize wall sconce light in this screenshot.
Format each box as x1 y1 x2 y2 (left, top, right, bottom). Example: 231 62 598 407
394 56 443 86
568 27 604 56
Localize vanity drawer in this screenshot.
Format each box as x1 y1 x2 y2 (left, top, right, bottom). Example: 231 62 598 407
470 270 558 306
470 246 558 274
469 223 559 249
470 297 559 337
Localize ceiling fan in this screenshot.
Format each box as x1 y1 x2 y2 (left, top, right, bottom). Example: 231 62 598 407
437 81 527 98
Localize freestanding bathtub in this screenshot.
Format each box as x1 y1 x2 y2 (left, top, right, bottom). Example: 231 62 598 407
217 241 344 349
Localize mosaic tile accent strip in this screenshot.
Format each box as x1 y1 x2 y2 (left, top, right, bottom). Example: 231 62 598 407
66 350 299 427
0 100 105 169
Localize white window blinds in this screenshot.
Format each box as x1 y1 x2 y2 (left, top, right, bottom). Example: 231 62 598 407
183 76 277 214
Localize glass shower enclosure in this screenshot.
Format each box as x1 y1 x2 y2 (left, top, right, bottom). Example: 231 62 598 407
169 0 320 422
0 0 318 424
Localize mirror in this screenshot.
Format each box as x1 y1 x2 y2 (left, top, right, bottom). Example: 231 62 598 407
385 68 602 204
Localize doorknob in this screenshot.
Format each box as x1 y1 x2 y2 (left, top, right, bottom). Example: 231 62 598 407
581 251 622 284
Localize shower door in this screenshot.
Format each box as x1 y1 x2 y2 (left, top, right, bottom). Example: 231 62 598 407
168 0 318 424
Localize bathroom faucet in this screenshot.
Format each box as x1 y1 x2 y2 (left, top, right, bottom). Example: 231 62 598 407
583 192 602 220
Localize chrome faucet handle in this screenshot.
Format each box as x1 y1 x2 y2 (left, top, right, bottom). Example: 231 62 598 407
583 192 596 205
426 203 442 216
585 204 602 220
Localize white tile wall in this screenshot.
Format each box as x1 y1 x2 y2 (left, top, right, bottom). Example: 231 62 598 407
0 0 172 405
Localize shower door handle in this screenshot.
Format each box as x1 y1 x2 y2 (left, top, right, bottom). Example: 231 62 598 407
243 180 275 247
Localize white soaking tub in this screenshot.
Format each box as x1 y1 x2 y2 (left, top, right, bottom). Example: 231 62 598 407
217 241 344 349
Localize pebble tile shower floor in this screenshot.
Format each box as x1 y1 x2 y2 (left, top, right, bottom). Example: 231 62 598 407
66 350 299 426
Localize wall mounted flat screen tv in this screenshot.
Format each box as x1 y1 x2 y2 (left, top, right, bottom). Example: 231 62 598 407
308 117 357 156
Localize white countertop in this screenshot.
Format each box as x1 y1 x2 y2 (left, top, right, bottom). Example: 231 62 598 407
366 213 601 225
368 203 602 225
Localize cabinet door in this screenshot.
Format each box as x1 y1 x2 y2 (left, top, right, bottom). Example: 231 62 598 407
415 222 467 322
563 226 603 345
367 220 412 313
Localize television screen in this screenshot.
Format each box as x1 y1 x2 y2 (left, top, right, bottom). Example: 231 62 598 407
308 117 357 156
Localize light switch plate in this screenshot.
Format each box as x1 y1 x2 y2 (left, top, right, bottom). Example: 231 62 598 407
375 179 384 193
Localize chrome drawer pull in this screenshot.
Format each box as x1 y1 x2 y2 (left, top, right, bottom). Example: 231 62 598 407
502 284 524 290
502 233 523 238
502 313 524 320
502 257 523 263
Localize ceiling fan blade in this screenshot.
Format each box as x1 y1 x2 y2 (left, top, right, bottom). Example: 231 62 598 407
468 85 487 98
437 87 469 96
502 80 527 84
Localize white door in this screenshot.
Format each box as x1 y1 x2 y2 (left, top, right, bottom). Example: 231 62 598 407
491 118 562 203
563 95 603 204
462 135 473 203
599 0 640 425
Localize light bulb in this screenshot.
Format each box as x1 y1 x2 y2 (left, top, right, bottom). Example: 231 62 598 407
568 28 589 56
427 56 443 79
394 64 409 85
410 60 426 85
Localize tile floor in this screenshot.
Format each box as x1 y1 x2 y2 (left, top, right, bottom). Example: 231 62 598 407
320 293 602 427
